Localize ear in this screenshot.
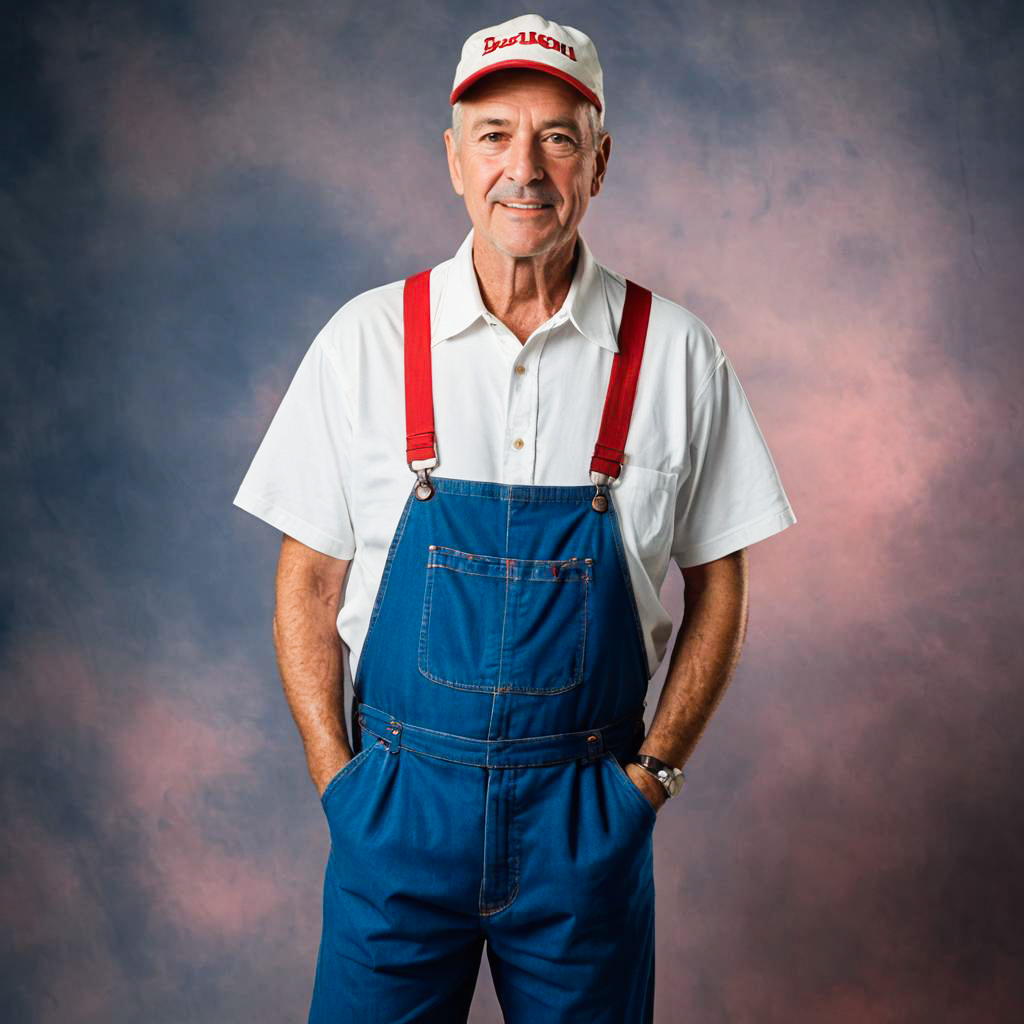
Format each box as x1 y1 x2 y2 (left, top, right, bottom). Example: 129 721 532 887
443 129 465 198
590 131 612 198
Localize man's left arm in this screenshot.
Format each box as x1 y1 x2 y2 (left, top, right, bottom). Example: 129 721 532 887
627 335 797 810
628 549 748 811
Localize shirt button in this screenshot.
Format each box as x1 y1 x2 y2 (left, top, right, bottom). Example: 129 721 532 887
512 438 524 450
514 365 526 375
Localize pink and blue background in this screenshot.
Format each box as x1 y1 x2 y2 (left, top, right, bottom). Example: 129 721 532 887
3 1 1021 1020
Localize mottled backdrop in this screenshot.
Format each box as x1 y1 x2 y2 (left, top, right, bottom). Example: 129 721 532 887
3 1 1021 1021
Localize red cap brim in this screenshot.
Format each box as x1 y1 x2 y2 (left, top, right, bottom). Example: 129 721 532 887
450 60 602 113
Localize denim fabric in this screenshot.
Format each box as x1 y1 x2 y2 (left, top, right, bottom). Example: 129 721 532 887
308 476 657 1024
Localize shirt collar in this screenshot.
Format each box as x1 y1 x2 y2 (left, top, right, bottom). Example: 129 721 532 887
431 225 619 352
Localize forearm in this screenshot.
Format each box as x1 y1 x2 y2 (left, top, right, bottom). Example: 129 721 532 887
272 576 351 794
637 551 749 769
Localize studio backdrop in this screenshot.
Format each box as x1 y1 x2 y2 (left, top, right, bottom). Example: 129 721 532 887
2 1 1021 1022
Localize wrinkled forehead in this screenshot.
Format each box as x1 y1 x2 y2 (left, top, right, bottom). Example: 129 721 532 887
456 67 595 124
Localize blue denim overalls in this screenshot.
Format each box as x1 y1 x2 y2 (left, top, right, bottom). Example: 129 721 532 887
309 265 659 1024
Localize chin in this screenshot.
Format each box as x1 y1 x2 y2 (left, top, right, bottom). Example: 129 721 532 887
494 233 554 257
493 215 558 239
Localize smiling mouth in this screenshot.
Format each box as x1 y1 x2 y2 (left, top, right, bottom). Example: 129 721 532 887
498 202 554 211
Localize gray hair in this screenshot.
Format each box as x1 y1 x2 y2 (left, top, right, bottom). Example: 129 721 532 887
451 99 606 153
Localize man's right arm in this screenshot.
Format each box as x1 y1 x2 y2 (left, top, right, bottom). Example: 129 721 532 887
272 532 354 799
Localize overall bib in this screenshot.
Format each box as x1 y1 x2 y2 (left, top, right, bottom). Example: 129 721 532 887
309 267 659 1024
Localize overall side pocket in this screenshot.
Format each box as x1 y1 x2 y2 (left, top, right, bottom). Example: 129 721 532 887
603 750 658 828
320 736 386 813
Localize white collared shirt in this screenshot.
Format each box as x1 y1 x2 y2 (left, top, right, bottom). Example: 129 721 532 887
233 227 797 680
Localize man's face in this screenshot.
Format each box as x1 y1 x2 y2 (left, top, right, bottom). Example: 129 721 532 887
443 69 611 259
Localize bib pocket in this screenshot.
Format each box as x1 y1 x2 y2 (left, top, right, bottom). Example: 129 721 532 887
418 545 591 694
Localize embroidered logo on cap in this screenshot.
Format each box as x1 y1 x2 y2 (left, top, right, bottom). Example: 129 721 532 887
483 31 578 62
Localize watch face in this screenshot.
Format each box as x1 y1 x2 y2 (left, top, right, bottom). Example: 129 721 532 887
657 770 682 797
637 758 683 797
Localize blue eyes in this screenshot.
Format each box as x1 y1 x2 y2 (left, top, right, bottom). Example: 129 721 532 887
481 133 576 146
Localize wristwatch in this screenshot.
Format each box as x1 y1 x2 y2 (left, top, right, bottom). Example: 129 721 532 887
632 755 685 798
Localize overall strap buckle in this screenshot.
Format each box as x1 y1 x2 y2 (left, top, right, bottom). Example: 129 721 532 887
413 466 435 501
590 470 609 513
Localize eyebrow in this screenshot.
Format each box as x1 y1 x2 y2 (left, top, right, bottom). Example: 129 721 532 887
469 116 582 136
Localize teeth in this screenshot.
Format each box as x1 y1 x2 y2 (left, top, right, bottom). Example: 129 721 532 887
504 202 546 209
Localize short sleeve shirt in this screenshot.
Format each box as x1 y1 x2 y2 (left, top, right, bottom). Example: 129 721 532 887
233 227 797 680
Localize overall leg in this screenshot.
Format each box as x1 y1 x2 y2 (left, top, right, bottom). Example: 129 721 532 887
483 753 657 1024
307 738 488 1024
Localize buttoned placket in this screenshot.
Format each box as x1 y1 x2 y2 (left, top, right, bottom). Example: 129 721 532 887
488 312 568 485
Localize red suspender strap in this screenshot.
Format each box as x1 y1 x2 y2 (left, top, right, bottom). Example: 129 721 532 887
590 279 653 479
404 267 652 480
404 268 437 466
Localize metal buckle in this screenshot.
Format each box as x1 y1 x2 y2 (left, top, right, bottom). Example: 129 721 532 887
590 470 609 513
410 457 438 501
414 468 435 501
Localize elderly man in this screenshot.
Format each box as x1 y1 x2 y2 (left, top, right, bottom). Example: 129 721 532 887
234 13 796 1024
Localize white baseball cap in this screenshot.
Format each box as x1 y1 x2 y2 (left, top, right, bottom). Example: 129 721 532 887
450 14 605 122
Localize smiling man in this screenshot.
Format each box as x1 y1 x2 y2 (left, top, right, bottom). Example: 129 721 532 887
443 66 610 348
233 13 796 1024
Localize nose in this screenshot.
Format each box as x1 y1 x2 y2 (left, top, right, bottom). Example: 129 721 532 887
504 132 544 187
